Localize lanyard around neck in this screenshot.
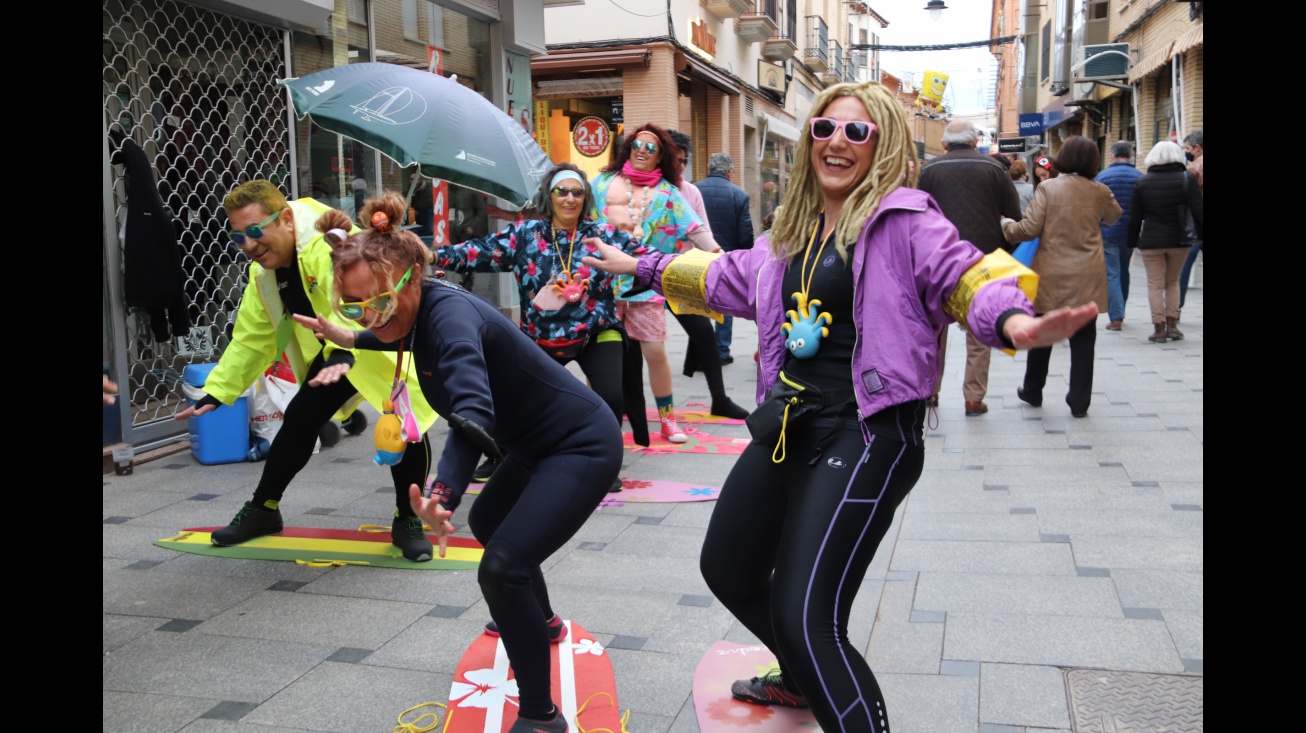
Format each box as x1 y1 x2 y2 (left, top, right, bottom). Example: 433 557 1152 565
799 216 835 300
552 224 579 277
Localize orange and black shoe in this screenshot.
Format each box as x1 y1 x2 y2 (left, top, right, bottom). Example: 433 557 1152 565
731 669 809 708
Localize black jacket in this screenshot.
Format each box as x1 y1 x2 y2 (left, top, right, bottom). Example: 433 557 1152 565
917 145 1023 253
1126 163 1203 250
111 137 191 342
694 174 754 251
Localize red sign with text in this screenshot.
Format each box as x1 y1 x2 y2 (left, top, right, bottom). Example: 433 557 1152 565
573 116 610 158
430 179 450 247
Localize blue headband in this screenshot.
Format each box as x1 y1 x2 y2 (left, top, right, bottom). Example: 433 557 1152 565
550 170 585 190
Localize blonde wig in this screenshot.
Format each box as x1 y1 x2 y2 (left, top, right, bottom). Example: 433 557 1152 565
769 82 917 264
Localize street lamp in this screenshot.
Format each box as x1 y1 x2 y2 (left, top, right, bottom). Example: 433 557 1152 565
925 0 947 21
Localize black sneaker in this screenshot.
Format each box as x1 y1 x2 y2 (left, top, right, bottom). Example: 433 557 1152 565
484 614 568 642
731 669 809 708
211 501 283 546
507 708 568 733
473 456 502 483
711 396 751 420
610 476 624 493
391 515 433 562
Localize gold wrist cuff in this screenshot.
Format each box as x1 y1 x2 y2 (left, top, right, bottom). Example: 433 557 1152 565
661 248 724 323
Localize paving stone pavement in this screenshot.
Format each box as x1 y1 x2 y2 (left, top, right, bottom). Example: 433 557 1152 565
104 266 1202 733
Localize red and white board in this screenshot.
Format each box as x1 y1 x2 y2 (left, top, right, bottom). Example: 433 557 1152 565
445 620 623 733
692 641 820 733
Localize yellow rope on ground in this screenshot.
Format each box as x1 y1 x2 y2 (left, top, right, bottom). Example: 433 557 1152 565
162 531 194 541
575 692 632 733
294 559 371 567
394 702 446 733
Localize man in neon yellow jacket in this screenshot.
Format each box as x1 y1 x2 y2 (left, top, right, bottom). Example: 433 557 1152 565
174 180 440 561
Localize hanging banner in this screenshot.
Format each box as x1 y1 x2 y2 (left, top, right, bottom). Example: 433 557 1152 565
430 179 450 248
917 70 949 107
427 46 444 76
533 101 550 157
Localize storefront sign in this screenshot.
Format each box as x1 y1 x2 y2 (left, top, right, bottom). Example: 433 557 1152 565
430 179 451 247
573 116 611 158
611 98 624 125
504 50 533 136
997 137 1030 154
534 100 550 157
1018 113 1044 135
758 61 786 94
688 19 716 60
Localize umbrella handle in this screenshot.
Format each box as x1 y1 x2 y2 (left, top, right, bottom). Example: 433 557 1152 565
403 167 420 221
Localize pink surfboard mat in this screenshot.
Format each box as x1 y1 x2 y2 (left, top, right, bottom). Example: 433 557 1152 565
622 430 750 455
693 641 819 733
643 402 747 426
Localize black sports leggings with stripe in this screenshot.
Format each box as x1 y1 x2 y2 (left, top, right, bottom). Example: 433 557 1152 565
700 423 924 733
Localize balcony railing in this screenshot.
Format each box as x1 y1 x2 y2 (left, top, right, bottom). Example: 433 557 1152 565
738 2 780 44
803 16 828 72
821 40 843 83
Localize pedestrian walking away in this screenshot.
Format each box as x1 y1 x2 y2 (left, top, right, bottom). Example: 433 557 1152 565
295 192 623 733
172 180 439 562
1178 130 1204 315
1127 141 1204 343
692 151 755 366
918 119 1025 417
583 81 1098 733
1095 140 1144 331
1002 136 1122 418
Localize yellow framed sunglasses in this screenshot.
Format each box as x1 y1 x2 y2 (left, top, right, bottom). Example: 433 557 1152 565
339 266 414 320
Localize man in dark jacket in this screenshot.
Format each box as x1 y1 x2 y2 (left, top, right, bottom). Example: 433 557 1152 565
1095 141 1144 331
694 152 754 363
918 120 1023 416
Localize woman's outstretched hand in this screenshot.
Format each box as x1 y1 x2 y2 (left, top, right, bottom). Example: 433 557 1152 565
580 238 639 276
292 313 357 349
1002 303 1100 350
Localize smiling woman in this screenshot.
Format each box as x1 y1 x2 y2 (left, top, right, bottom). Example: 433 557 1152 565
293 190 625 733
580 81 1100 733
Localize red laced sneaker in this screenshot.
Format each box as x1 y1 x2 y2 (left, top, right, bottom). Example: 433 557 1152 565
731 670 809 708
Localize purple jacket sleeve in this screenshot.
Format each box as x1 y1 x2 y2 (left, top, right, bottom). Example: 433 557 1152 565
633 246 765 321
904 203 1034 350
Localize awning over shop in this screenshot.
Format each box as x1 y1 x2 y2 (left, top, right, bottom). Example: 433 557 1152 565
530 48 650 75
680 53 740 96
1173 24 1204 55
757 112 800 143
533 76 623 99
1129 41 1174 84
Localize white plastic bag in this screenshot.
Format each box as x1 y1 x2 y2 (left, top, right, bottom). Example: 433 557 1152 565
250 374 297 444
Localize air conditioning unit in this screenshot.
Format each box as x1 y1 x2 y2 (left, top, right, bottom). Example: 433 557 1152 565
1077 43 1131 81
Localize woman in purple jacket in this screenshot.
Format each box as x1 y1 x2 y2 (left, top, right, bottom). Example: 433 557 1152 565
584 82 1097 733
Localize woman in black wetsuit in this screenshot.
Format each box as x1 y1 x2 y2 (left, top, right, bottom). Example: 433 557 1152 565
295 193 622 733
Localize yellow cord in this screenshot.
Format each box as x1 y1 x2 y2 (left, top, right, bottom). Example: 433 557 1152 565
574 692 632 733
294 559 371 567
394 702 446 733
798 218 834 301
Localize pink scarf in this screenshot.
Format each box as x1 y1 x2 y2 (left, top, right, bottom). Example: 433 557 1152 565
621 161 663 188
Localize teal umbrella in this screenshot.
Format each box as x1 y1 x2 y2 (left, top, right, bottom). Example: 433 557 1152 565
280 62 551 207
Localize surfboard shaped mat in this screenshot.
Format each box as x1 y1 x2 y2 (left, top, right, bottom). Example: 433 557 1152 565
446 620 624 733
693 641 820 733
643 407 746 426
154 525 483 570
622 430 750 455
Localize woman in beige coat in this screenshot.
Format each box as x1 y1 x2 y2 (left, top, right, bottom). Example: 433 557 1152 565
1001 136 1122 417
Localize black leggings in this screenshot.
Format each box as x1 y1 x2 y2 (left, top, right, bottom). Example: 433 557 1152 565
671 310 731 402
558 338 624 427
251 355 429 519
701 425 924 733
466 407 623 720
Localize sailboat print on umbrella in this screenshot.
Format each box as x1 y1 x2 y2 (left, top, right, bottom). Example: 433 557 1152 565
351 86 428 125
